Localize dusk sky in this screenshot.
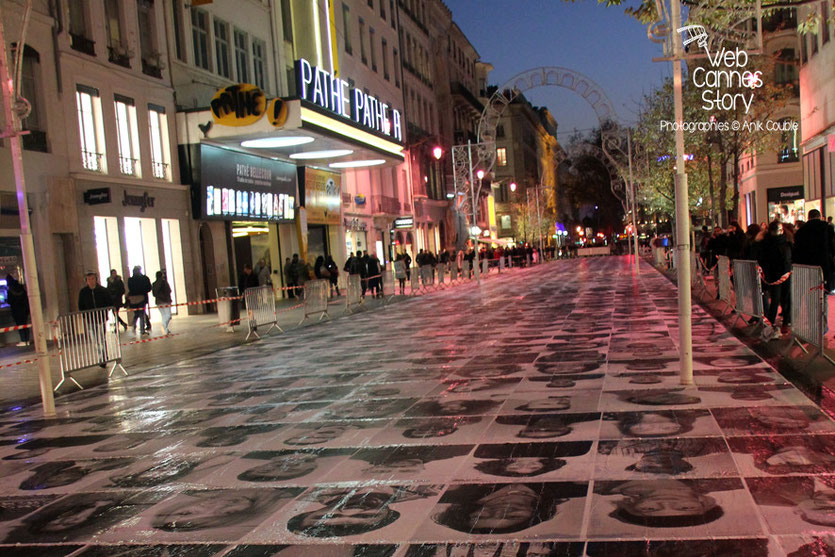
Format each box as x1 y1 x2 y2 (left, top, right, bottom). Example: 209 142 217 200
445 0 674 141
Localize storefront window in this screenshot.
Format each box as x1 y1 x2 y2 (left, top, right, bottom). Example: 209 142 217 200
162 219 187 315
93 216 122 281
124 217 161 284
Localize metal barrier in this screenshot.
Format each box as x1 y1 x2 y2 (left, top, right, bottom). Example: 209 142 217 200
410 269 420 294
382 269 396 300
437 263 446 286
717 256 733 307
500 256 506 271
482 258 489 275
791 264 834 364
653 247 666 267
244 285 280 340
732 259 763 323
216 286 240 332
461 260 471 279
449 262 459 282
420 265 435 289
346 274 363 311
300 279 330 324
55 307 126 391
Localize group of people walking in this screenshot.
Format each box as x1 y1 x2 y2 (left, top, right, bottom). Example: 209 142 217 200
79 266 174 337
699 209 835 341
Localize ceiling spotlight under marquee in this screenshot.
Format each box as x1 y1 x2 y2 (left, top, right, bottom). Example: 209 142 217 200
241 137 315 149
289 149 353 159
329 159 387 168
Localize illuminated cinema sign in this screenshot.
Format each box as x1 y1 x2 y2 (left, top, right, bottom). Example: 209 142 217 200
295 58 403 143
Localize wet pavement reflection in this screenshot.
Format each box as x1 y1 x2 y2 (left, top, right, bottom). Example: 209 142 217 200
0 258 833 556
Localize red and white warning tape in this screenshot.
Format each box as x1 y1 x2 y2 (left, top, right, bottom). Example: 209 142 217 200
0 323 33 333
758 267 792 286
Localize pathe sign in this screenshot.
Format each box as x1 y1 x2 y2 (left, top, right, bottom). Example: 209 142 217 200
295 58 403 143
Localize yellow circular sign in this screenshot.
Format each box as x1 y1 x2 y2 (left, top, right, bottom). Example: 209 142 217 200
210 83 266 127
268 98 289 128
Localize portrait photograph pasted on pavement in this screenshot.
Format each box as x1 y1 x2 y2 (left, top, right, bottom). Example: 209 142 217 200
2 258 835 555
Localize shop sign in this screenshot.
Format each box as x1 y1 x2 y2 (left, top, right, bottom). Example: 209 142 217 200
354 194 366 206
296 58 403 143
394 216 414 229
83 187 111 205
766 185 804 203
210 83 267 127
200 144 296 222
303 168 341 225
122 191 155 212
344 217 367 232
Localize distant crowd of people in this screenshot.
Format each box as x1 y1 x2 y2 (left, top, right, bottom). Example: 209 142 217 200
698 209 835 341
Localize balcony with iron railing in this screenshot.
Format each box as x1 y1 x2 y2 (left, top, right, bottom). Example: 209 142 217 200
70 33 95 56
81 150 104 172
118 155 139 176
151 160 169 180
374 195 402 215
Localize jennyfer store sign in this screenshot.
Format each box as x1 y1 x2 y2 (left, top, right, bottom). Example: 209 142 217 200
295 58 403 143
201 144 296 222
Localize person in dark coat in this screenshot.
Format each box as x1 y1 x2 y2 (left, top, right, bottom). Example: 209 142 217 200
794 209 835 291
757 221 792 341
106 269 128 331
313 255 326 280
725 221 746 260
325 255 340 296
78 272 113 367
126 266 152 336
6 275 30 346
152 270 173 335
351 252 368 297
283 257 295 299
366 252 382 297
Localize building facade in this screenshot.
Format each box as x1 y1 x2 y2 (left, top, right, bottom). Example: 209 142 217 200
738 8 805 227
798 2 835 218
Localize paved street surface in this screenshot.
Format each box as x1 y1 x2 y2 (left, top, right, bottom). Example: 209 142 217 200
1 257 834 556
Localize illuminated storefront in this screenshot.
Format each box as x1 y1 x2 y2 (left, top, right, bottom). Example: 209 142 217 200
767 185 805 224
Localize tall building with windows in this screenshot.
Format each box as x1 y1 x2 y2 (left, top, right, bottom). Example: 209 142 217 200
0 0 192 333
797 2 834 218
491 94 560 244
737 8 805 227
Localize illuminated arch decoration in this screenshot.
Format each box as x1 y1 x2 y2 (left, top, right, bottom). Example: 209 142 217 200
564 143 627 211
475 67 629 209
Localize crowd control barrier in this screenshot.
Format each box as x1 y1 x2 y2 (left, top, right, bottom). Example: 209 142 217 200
300 279 330 324
244 285 280 340
461 260 471 280
55 307 126 391
653 247 666 267
732 259 764 324
420 265 435 289
382 269 396 301
437 264 446 286
482 258 489 275
449 262 459 282
790 264 835 364
346 274 363 311
717 256 733 308
500 256 506 271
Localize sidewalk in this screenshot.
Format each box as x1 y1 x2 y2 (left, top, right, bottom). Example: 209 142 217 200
661 263 835 418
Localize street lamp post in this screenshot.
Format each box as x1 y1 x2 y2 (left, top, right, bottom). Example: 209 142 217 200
0 3 56 415
452 140 495 283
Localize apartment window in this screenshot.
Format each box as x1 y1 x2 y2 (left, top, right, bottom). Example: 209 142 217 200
138 0 161 77
775 48 797 85
252 40 266 90
367 0 373 7
800 34 808 63
148 104 170 180
359 18 367 64
69 0 95 55
393 48 400 87
496 124 505 138
214 19 231 78
191 9 210 70
281 0 294 42
390 0 396 28
18 46 46 152
496 147 508 167
342 4 352 54
114 95 140 176
75 85 104 172
369 27 377 71
234 30 249 82
380 0 386 20
172 0 185 61
382 38 389 80
823 1 831 44
104 0 128 66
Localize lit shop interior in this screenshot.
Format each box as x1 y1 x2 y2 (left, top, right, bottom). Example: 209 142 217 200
93 215 188 318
